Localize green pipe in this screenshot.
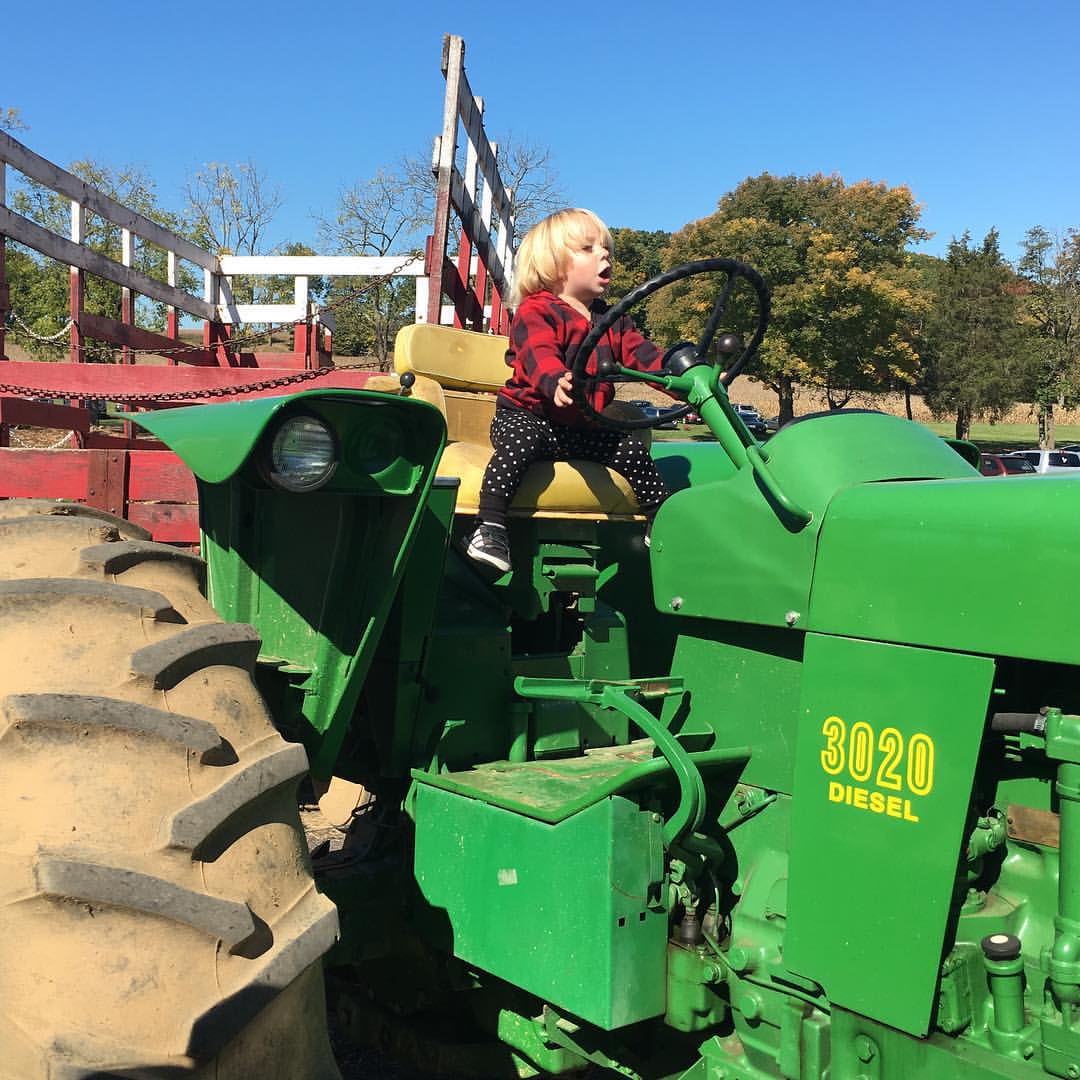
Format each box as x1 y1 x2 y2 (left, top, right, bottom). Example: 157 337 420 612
984 952 1026 1033
1051 761 1080 1007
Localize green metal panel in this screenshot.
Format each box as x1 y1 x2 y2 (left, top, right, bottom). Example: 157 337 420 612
651 440 738 491
650 411 975 630
413 786 667 1030
785 633 995 1036
809 474 1080 666
141 390 448 775
663 619 805 793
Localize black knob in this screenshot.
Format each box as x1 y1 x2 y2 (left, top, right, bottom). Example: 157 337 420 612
716 333 744 357
595 357 619 377
981 933 1021 961
399 371 416 390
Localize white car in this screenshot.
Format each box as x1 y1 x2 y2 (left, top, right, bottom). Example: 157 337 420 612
1006 449 1080 474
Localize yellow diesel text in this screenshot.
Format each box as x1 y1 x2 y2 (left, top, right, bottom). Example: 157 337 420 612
819 716 935 824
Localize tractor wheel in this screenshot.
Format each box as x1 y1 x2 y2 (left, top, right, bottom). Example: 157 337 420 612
0 501 340 1079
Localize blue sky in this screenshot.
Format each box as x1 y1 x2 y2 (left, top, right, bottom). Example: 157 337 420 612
4 0 1078 263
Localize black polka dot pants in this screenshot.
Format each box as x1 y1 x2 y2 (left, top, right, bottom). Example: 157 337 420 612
477 407 669 527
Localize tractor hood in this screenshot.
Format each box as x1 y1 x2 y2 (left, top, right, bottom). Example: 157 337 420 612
808 474 1080 665
132 387 442 485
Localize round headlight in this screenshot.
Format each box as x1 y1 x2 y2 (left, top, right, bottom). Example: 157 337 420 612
266 415 337 491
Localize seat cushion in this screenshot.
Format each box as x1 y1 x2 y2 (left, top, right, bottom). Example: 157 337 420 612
395 323 509 392
439 441 643 519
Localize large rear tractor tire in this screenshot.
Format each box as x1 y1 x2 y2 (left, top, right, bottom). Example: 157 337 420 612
0 501 340 1079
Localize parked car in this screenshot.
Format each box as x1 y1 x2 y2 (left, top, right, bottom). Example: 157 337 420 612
623 399 679 429
1005 449 1080 474
979 453 1037 476
732 404 768 440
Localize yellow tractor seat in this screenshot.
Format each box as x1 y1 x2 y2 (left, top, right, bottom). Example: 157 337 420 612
390 324 649 520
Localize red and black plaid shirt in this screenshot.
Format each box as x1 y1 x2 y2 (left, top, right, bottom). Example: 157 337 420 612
497 290 664 428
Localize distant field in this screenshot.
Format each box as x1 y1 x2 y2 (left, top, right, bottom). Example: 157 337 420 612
654 420 1080 453
920 422 1080 452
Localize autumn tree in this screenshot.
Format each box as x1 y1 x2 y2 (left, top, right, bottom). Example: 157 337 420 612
1017 226 1080 448
921 230 1025 441
645 173 929 422
608 228 670 336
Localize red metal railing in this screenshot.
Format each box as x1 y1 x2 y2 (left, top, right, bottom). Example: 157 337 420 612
0 33 515 543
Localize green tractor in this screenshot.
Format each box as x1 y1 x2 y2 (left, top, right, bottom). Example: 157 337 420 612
1 259 1074 1079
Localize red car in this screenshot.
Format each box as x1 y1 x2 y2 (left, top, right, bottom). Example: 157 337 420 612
980 453 1037 476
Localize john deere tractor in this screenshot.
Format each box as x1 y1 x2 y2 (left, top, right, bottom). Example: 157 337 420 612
2 259 1076 1079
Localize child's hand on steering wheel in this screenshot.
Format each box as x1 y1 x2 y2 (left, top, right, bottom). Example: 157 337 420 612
554 370 574 407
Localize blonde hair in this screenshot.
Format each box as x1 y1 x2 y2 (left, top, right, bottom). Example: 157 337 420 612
510 208 613 306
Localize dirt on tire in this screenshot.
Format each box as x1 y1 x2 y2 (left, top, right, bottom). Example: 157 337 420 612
0 500 340 1079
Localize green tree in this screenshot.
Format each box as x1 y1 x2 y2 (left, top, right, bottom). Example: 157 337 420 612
921 230 1025 440
645 173 929 421
607 228 669 336
7 160 193 359
1017 226 1080 448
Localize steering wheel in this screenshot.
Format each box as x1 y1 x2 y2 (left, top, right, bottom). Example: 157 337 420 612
571 258 770 430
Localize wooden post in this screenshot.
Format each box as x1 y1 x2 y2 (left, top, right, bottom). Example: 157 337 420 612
426 34 464 326
203 269 231 365
454 94 483 329
166 250 179 365
474 139 497 332
0 161 7 360
121 227 135 365
70 200 85 363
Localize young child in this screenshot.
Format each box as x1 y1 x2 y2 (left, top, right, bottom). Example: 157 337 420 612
466 208 670 573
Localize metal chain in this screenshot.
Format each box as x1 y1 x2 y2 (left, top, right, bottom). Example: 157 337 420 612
0 361 385 405
10 315 76 343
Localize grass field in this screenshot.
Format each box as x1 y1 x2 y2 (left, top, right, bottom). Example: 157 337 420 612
653 420 1080 454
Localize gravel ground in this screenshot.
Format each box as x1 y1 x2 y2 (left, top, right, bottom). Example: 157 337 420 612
302 805 452 1079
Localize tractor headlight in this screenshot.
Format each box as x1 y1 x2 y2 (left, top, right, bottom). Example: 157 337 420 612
265 414 338 492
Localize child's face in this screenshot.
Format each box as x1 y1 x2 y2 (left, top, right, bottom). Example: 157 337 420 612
559 231 612 303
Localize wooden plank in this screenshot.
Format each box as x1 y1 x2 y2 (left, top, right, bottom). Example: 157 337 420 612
128 451 197 502
1006 803 1060 848
0 399 90 430
440 257 484 327
0 131 215 270
0 360 377 401
0 207 215 321
82 432 167 450
226 303 306 325
455 73 513 222
127 501 199 544
0 449 89 497
219 255 425 276
80 312 217 364
449 165 508 298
